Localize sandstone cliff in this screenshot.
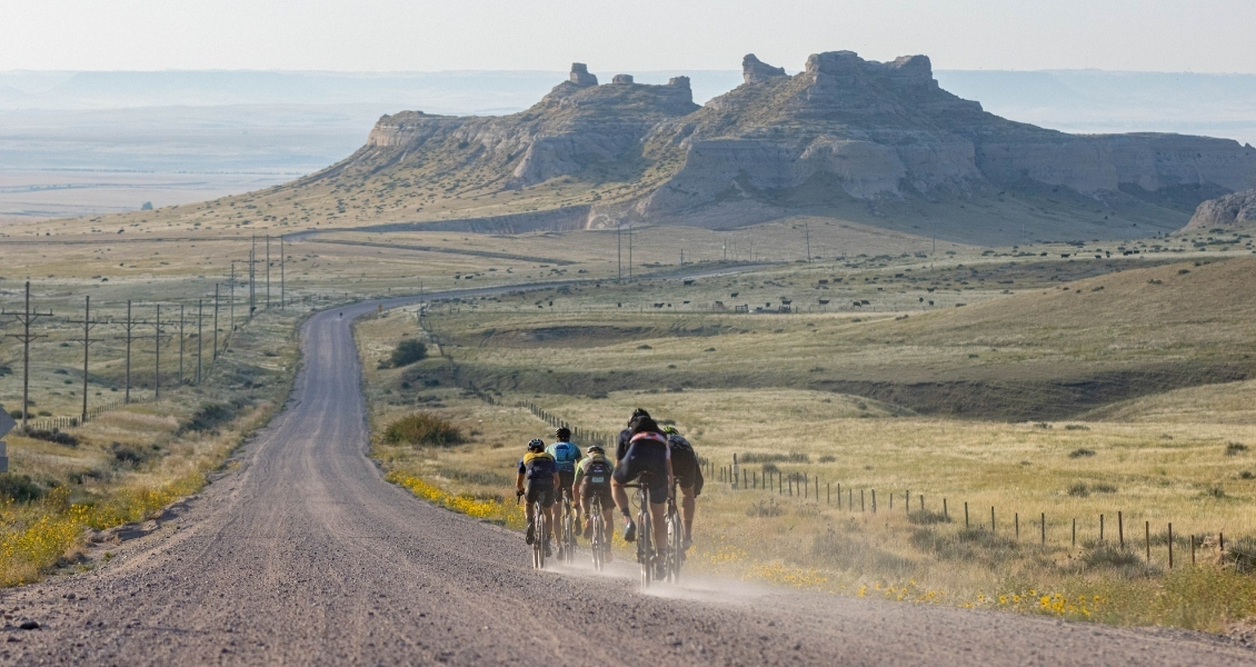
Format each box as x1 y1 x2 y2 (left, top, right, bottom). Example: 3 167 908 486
1183 189 1256 231
320 53 1256 240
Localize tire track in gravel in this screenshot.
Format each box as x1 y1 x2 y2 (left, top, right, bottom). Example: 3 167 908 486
2 281 1254 666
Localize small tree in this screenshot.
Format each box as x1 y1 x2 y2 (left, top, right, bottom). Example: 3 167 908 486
389 339 427 368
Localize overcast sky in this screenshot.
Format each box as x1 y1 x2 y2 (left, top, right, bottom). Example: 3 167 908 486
5 0 1255 73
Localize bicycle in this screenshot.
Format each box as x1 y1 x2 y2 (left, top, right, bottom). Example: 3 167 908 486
518 491 547 570
623 471 657 589
589 494 608 571
664 478 684 583
559 489 577 564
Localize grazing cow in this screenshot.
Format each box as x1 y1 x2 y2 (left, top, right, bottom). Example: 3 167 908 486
730 292 739 297
861 299 870 305
852 301 862 308
819 299 830 305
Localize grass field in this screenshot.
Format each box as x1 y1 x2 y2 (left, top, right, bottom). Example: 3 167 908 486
356 251 1256 633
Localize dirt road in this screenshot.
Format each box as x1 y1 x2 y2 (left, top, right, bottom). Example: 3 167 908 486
3 292 1253 665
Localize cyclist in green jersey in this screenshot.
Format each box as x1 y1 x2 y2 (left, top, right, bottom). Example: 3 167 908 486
573 445 616 561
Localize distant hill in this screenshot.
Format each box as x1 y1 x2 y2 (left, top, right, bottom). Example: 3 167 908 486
20 57 1256 244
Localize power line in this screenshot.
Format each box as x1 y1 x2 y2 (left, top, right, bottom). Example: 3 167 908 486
1 282 53 430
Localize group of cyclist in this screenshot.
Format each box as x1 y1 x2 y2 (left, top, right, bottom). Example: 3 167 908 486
515 409 703 568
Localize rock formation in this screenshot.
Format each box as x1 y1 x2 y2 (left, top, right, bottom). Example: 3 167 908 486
569 63 598 87
342 50 1256 238
612 74 634 84
742 54 786 84
1184 189 1256 231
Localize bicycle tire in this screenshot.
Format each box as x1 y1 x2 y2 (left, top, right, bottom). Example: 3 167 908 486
638 487 653 589
591 496 605 571
564 494 576 563
533 500 546 569
666 506 683 583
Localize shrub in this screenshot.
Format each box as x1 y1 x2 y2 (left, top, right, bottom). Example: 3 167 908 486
110 442 156 467
1240 471 1254 480
908 508 951 525
740 452 810 464
1078 543 1149 574
182 402 237 433
389 339 427 368
1068 448 1096 458
818 455 836 463
1092 483 1118 494
385 413 464 447
1225 442 1248 456
0 473 44 502
1067 483 1091 497
1225 537 1256 573
813 528 914 576
746 499 784 517
24 429 78 447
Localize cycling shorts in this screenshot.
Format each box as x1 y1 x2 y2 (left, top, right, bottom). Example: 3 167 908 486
613 441 669 503
579 479 615 513
670 446 704 497
557 470 575 498
525 482 555 509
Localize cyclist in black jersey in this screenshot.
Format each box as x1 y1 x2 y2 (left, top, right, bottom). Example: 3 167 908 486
662 426 703 551
611 410 673 552
516 438 559 556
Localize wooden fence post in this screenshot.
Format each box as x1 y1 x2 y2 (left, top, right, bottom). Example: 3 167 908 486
1072 518 1077 547
943 498 948 522
964 502 969 529
991 506 995 534
860 489 865 512
1041 512 1046 545
871 489 877 513
1015 513 1019 541
1168 523 1174 569
1145 521 1151 561
1100 514 1104 543
1118 511 1124 549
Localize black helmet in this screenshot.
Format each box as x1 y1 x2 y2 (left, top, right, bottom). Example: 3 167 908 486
527 438 545 452
555 427 571 440
628 407 651 426
588 445 604 455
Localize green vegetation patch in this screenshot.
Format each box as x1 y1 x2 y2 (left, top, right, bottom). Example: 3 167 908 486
385 412 465 447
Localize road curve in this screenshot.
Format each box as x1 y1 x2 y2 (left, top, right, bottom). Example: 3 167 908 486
3 290 1253 666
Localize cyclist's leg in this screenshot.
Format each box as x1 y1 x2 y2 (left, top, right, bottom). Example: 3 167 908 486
540 485 557 543
611 457 638 539
679 482 697 542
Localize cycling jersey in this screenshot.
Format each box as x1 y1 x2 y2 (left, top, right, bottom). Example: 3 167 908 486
574 454 615 486
518 451 558 481
612 432 670 502
667 433 704 496
546 441 583 473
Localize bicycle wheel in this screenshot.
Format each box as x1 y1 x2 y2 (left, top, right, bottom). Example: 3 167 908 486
666 506 684 583
564 496 576 563
533 501 546 569
638 489 653 589
591 497 604 571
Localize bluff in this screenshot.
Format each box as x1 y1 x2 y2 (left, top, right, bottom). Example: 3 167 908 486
316 53 1256 241
1183 189 1256 231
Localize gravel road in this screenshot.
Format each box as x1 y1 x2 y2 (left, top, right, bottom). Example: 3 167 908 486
3 290 1254 666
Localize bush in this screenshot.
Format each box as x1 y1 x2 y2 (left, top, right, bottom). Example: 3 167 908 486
385 413 463 447
1225 537 1256 573
182 403 237 433
110 442 156 467
813 528 914 576
1068 483 1091 497
746 499 784 517
908 508 951 525
389 339 427 368
1225 442 1248 456
24 429 78 447
1068 448 1096 458
740 452 810 464
0 473 44 502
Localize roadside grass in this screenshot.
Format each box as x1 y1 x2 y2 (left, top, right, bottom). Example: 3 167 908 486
353 259 1256 633
0 308 304 587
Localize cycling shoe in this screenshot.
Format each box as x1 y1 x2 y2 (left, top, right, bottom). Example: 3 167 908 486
544 540 553 558
525 520 536 545
622 520 637 543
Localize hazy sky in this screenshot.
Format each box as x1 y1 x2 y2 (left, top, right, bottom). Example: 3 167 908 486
5 0 1255 73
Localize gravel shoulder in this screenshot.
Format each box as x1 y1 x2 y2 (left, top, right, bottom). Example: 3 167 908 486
2 290 1254 666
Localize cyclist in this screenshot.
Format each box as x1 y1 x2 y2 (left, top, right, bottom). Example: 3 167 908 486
573 445 616 560
546 427 583 527
662 426 703 551
516 438 559 557
611 411 673 576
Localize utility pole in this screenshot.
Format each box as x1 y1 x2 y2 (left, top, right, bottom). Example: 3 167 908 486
2 282 51 430
229 261 237 334
197 299 204 384
113 301 145 405
279 235 285 309
213 284 220 360
617 223 622 282
249 237 257 320
627 224 633 279
805 222 812 262
265 234 271 310
418 279 424 325
178 305 185 385
152 305 165 399
65 296 104 424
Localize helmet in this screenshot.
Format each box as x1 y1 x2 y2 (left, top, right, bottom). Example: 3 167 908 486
628 408 651 426
587 445 604 455
662 426 679 435
527 438 545 452
555 427 571 440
